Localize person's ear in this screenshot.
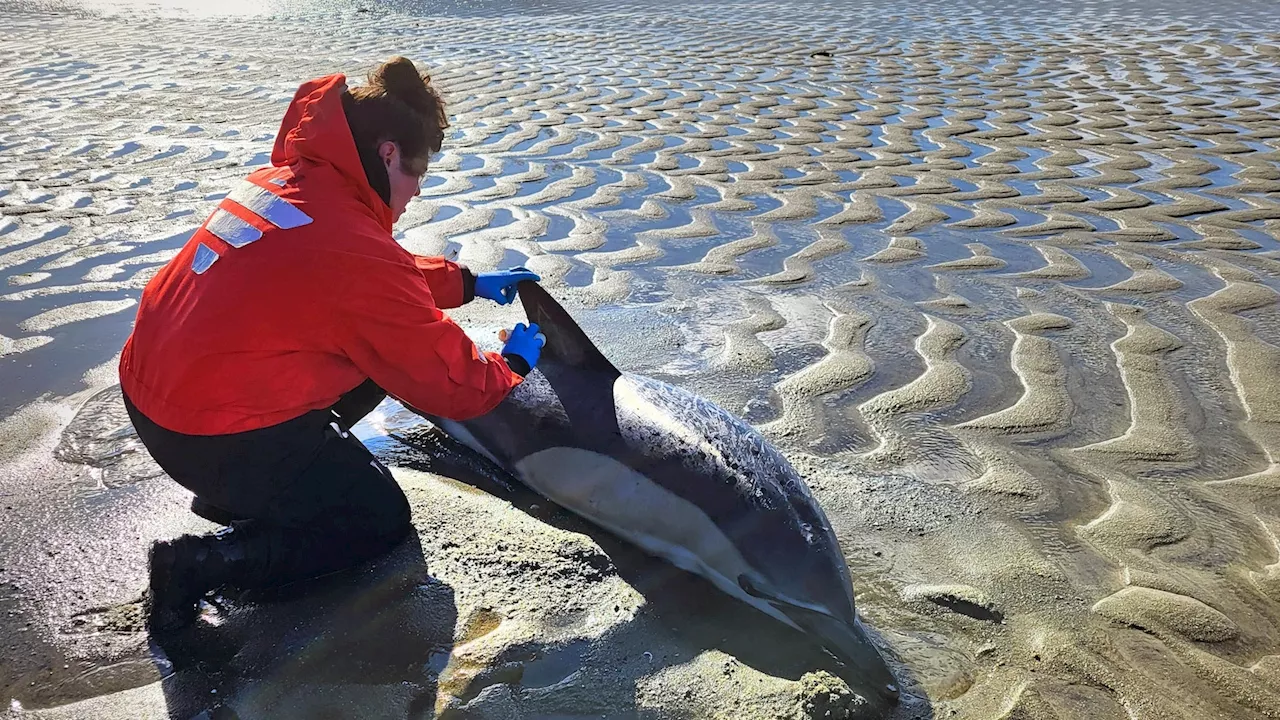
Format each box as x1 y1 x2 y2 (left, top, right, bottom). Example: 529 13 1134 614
378 140 397 167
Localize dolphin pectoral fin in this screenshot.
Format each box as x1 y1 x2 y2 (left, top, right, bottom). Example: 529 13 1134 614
738 573 788 605
738 574 899 706
736 574 826 616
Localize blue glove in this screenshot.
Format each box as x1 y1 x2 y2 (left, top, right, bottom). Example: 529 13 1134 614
501 322 546 376
474 266 541 305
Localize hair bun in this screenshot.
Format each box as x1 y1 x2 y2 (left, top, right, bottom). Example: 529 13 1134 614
348 56 450 158
370 56 431 106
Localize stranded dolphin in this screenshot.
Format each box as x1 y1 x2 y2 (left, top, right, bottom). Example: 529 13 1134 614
423 282 899 705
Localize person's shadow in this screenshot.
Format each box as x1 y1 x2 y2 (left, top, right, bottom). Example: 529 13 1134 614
47 384 456 719
151 534 457 720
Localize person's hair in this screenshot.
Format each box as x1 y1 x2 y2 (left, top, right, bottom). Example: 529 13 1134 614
342 56 449 202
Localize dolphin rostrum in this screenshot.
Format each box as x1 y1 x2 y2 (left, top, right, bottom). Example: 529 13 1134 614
424 281 899 706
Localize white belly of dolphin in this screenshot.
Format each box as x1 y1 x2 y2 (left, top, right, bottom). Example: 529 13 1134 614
513 446 798 630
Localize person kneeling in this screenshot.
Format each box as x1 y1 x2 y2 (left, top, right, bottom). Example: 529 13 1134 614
118 57 546 632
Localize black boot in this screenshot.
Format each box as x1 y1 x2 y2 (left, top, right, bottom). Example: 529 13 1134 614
145 530 255 634
190 496 246 526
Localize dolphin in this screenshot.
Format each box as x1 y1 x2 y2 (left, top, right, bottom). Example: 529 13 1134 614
423 281 899 705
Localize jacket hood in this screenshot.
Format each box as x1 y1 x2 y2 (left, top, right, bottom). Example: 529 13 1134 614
270 73 393 231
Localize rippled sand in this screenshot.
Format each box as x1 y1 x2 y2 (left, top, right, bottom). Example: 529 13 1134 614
3 0 1280 717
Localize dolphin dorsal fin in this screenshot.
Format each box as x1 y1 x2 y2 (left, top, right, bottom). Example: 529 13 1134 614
516 281 621 378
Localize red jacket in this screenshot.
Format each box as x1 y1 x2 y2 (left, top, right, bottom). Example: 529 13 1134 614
119 73 522 436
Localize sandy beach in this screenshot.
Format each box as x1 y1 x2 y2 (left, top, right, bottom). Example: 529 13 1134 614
2 0 1280 717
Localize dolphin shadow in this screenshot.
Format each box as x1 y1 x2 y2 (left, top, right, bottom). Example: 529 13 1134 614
150 534 457 720
383 427 931 719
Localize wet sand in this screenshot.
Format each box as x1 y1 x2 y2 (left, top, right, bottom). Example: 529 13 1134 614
3 0 1280 717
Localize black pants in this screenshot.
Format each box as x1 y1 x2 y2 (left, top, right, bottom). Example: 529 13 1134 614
124 380 411 588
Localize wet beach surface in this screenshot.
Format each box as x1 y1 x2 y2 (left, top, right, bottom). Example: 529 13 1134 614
2 0 1280 717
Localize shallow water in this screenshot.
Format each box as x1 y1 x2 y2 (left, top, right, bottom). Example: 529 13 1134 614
3 0 1280 717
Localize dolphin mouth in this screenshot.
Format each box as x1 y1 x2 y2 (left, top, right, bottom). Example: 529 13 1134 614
783 607 900 706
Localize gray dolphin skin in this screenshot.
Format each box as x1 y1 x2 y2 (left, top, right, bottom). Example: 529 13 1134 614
425 282 899 706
